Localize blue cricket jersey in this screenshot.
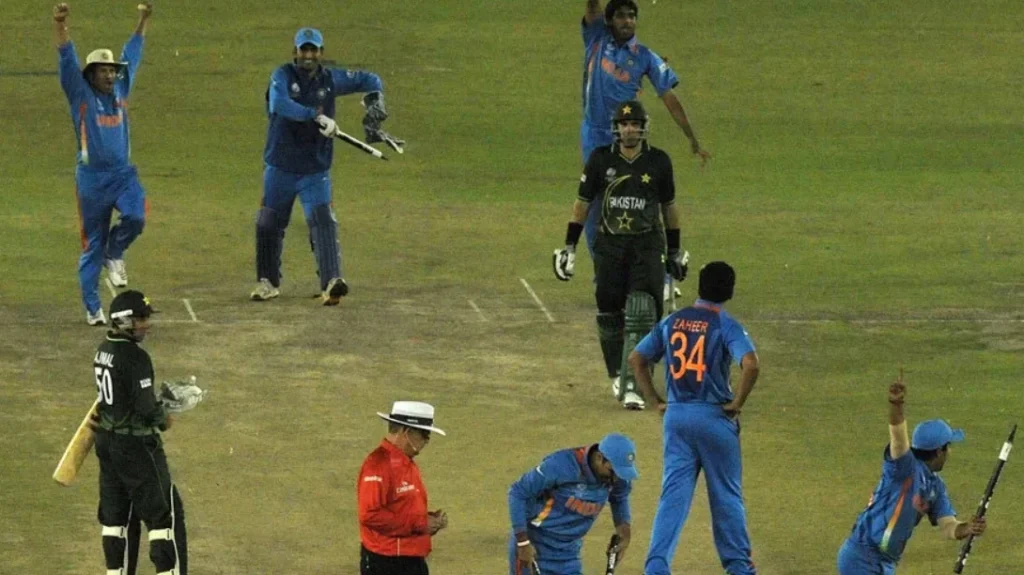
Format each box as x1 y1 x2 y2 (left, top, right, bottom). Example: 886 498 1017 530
58 35 144 170
263 64 382 174
848 447 956 562
635 299 755 405
581 18 678 135
509 445 631 547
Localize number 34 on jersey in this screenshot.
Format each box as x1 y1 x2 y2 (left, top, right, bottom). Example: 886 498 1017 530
669 318 709 385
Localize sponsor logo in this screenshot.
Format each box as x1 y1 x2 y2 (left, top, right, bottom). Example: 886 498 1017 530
396 481 417 494
659 62 669 73
580 173 587 183
363 475 383 483
140 378 152 389
317 88 326 100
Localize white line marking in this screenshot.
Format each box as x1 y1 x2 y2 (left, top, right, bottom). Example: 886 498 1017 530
104 279 117 297
467 299 487 322
182 299 198 323
519 278 555 323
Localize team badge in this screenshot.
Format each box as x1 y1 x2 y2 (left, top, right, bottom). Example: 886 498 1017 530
346 70 356 78
627 452 635 463
606 168 616 178
317 88 326 100
290 82 300 94
627 59 634 67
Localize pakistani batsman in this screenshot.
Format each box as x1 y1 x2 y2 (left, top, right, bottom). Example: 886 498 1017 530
554 100 689 410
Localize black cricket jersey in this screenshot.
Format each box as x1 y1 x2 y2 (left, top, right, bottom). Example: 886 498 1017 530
578 142 675 235
93 333 166 432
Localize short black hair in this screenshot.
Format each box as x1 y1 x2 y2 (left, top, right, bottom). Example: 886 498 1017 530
604 0 639 22
698 261 736 303
912 443 949 462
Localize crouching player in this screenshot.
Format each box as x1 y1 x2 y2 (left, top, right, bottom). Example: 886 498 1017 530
508 434 637 574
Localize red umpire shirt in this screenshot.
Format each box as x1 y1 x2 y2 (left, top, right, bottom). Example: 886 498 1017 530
357 439 431 557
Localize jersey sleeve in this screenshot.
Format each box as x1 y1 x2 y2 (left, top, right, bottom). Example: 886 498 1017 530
608 478 633 525
577 150 604 203
645 48 679 96
267 68 318 121
119 33 144 95
57 42 87 101
658 152 676 206
357 455 429 536
723 318 756 364
329 68 383 96
634 318 668 363
508 454 571 534
929 479 957 526
130 351 167 430
881 447 915 482
581 17 606 47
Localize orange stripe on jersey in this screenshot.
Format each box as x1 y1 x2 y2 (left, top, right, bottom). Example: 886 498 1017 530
880 477 913 553
78 102 89 165
74 183 87 249
529 497 556 528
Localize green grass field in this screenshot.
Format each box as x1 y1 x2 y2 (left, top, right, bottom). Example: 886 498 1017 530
1 1 1022 573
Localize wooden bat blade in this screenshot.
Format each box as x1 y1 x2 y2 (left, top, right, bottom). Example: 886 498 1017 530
52 400 99 486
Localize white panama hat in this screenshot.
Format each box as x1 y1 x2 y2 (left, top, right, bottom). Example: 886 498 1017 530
83 49 128 74
377 401 446 436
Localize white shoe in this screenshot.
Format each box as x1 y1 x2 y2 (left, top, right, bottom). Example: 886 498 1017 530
105 259 128 288
623 391 646 411
86 309 107 326
663 283 682 302
250 278 280 301
611 376 621 399
322 277 349 306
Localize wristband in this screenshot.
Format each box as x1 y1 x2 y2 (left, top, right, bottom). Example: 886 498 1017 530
516 539 531 547
565 221 583 248
666 228 681 252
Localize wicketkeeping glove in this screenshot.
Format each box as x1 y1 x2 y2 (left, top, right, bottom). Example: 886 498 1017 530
552 246 576 281
364 125 406 153
160 376 207 414
361 91 388 123
666 249 690 282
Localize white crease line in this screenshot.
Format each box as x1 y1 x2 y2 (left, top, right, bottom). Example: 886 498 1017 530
747 318 1024 325
467 299 487 322
519 278 555 323
183 299 198 323
104 279 117 297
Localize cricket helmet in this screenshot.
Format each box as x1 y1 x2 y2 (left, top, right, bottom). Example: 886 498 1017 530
612 100 650 141
109 290 155 331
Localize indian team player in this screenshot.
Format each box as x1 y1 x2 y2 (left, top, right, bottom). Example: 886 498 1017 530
836 372 987 574
251 28 403 305
580 0 710 300
628 262 760 575
508 434 637 575
54 2 153 325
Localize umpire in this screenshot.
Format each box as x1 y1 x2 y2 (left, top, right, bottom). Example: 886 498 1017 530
554 99 689 410
93 290 187 575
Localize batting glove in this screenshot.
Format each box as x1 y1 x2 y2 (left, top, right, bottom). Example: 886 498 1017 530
553 246 576 281
666 249 690 282
314 114 337 138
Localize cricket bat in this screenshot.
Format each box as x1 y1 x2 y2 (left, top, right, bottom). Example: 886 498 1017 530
52 399 99 486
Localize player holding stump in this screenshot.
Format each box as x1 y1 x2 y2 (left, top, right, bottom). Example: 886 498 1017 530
836 372 987 575
252 27 403 305
628 261 760 575
92 290 189 575
554 100 689 410
54 2 153 325
508 433 637 575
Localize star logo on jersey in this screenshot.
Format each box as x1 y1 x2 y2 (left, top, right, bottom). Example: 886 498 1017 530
641 173 651 184
621 105 632 115
616 212 633 231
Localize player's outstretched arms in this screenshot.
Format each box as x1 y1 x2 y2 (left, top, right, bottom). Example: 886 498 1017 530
134 2 153 37
661 90 711 167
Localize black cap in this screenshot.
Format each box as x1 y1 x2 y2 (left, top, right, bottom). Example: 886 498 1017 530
698 262 736 303
109 290 155 323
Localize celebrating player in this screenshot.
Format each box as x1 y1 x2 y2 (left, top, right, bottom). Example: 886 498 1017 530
508 433 637 575
554 100 689 409
628 261 761 575
251 28 404 305
579 0 710 300
92 290 189 575
836 373 987 574
53 2 153 325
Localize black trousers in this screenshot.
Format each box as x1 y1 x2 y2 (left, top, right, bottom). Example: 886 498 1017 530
594 231 665 318
96 431 188 575
361 546 429 575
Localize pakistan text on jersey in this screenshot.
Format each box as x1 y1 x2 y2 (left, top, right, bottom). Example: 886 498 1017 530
672 318 709 334
95 351 115 368
608 196 646 210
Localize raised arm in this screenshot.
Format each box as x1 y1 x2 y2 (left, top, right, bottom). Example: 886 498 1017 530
53 3 70 47
662 90 711 166
584 0 603 25
887 370 910 459
134 2 152 37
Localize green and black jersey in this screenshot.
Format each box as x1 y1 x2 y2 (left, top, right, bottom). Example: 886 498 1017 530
93 333 166 433
578 142 675 235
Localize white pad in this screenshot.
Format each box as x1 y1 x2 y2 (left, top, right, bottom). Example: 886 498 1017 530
148 528 173 541
102 525 126 538
107 570 124 575
156 571 176 575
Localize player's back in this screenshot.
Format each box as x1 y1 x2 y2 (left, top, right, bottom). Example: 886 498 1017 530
94 335 154 429
660 302 744 405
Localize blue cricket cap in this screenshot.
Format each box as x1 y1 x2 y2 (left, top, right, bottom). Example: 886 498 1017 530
294 28 324 49
912 419 965 450
598 433 638 481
